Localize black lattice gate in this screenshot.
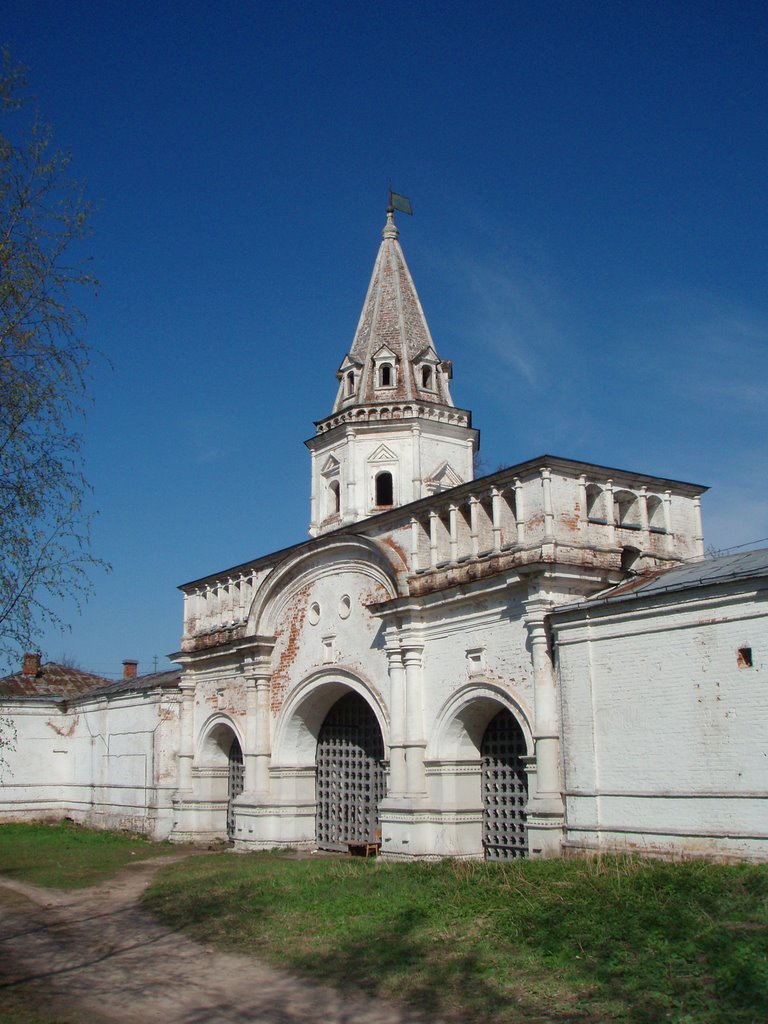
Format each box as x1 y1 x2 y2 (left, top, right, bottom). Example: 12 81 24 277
227 736 244 839
316 692 385 851
481 709 528 859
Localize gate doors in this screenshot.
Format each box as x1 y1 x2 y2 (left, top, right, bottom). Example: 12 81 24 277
481 709 528 859
316 692 385 851
227 736 244 839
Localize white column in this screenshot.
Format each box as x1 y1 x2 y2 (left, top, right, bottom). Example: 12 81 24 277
428 510 438 569
693 495 704 557
469 496 480 559
465 436 475 481
663 490 674 553
410 517 420 573
540 467 555 541
176 681 196 793
243 673 271 795
244 675 259 790
490 487 502 553
448 504 458 564
345 428 357 518
309 449 318 535
386 641 407 795
403 643 426 795
514 477 524 545
605 479 616 546
523 600 563 816
578 474 587 525
411 424 422 502
254 675 272 794
638 485 650 553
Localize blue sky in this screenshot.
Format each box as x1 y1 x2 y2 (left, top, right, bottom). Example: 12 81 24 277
5 1 768 677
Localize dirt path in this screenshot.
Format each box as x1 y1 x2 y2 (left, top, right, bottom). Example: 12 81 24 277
0 855 440 1024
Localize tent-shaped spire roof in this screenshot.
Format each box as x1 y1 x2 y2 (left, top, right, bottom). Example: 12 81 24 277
332 210 455 412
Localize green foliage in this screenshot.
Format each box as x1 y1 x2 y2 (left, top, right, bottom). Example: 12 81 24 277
145 852 768 1024
0 47 105 671
0 711 15 779
0 820 177 888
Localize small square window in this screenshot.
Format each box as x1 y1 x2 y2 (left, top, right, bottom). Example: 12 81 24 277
466 647 486 675
322 634 337 664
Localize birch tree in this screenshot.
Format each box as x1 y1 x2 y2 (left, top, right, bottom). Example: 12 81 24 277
0 49 104 670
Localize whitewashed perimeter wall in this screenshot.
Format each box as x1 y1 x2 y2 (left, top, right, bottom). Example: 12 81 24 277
0 691 180 839
555 580 768 861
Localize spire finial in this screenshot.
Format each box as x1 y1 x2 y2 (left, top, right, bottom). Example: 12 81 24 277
382 208 399 240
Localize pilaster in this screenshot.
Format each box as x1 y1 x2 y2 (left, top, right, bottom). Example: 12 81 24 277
384 640 407 795
344 427 358 522
175 679 195 795
540 467 555 542
411 424 422 502
403 643 427 796
243 672 272 796
523 597 564 856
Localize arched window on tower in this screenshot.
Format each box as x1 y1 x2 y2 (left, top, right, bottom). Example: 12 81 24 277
379 363 392 388
346 371 355 396
421 365 433 390
375 471 394 507
328 479 341 516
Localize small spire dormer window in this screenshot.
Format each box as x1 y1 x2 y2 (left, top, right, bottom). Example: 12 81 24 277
372 346 398 392
421 364 434 390
346 371 355 397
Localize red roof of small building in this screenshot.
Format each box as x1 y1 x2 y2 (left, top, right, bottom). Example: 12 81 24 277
0 661 111 699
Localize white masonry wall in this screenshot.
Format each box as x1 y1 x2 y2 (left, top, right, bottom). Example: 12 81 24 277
555 578 768 861
0 690 180 839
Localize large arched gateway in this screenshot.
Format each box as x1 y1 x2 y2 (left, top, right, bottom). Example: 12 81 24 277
315 691 386 851
481 709 529 859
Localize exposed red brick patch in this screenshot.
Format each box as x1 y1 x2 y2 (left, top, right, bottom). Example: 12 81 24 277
560 513 580 533
271 585 312 713
379 536 408 571
47 715 79 738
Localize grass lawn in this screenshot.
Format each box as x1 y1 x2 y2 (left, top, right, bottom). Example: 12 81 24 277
0 824 765 1023
144 851 768 1024
0 820 179 888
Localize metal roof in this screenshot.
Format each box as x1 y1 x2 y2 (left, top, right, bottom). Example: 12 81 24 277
555 547 768 616
0 663 181 701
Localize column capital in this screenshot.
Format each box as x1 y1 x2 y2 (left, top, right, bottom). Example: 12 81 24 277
401 643 424 666
384 641 404 665
523 596 553 624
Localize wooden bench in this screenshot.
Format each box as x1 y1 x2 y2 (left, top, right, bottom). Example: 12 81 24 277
346 827 381 858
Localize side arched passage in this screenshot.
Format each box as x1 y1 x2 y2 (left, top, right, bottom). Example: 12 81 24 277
227 736 244 839
481 709 529 859
316 691 385 850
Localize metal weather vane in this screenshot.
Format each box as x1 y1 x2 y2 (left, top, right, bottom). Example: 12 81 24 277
388 185 413 216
